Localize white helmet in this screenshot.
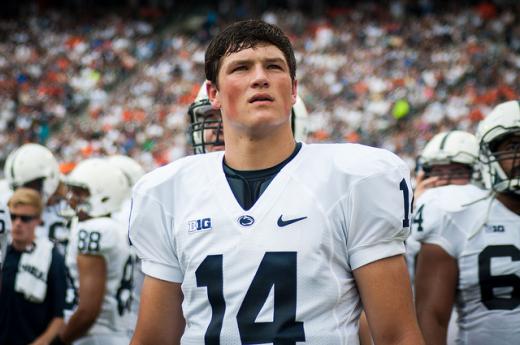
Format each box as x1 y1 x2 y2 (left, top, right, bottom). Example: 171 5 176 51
477 100 520 194
187 81 309 153
66 158 128 217
292 95 309 142
416 130 479 180
107 155 145 188
4 143 60 203
187 81 224 154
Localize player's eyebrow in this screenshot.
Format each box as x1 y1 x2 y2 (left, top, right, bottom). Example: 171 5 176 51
225 57 288 70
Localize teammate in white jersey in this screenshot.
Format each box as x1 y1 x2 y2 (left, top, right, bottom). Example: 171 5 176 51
3 143 70 254
108 154 146 337
393 131 481 345
129 20 424 345
0 199 11 270
413 100 520 345
409 130 482 279
54 158 134 345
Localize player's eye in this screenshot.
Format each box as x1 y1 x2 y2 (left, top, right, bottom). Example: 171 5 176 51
231 65 247 72
267 64 283 70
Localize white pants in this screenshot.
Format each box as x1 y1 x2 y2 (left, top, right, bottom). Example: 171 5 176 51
73 333 130 345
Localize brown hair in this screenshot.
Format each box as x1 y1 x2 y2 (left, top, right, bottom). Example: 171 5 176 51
205 19 296 86
8 188 44 216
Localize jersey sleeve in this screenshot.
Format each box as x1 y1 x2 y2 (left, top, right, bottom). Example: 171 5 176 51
76 222 115 258
128 189 182 283
347 166 411 270
411 199 466 258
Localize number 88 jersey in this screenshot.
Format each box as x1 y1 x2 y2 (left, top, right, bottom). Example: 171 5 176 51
415 196 520 345
66 216 134 336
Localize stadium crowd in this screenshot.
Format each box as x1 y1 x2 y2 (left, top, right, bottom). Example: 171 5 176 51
1 1 520 344
0 1 518 172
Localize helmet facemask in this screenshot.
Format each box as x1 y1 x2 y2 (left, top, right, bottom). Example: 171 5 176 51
480 129 520 195
188 99 224 154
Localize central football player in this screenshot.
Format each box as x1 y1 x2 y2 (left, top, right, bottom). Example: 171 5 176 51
129 19 424 345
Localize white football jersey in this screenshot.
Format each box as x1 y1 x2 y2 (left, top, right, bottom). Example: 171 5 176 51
37 203 70 255
112 197 142 334
408 184 488 281
66 216 134 336
0 199 11 268
129 143 411 344
413 195 520 345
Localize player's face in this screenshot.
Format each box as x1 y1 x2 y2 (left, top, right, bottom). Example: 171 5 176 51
67 185 91 221
208 44 297 136
494 134 520 180
202 111 225 152
9 204 40 247
427 163 473 185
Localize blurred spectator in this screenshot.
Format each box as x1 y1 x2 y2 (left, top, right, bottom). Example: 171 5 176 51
0 2 519 173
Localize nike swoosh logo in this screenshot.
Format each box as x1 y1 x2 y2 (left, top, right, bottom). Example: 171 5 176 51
277 215 307 227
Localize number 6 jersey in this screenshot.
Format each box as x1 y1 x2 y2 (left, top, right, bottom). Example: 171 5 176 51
413 195 520 345
66 216 134 336
129 143 412 344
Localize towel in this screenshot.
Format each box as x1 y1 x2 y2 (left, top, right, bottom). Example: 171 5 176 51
15 237 54 303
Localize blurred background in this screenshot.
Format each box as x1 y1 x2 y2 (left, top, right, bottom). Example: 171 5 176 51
1 0 518 173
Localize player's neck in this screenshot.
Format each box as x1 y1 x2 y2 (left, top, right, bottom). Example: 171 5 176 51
496 192 520 215
224 129 297 170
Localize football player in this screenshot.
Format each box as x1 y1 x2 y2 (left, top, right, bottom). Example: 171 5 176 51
407 130 487 345
413 100 520 345
409 130 485 277
129 20 424 344
4 143 70 254
188 80 309 154
107 154 145 337
54 158 134 345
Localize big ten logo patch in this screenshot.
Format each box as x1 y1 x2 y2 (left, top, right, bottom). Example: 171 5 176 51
187 218 212 233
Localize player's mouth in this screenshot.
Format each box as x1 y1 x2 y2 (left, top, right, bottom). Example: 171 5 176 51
248 94 274 104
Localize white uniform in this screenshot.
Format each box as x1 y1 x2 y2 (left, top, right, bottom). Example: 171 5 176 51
66 217 134 344
410 184 488 344
129 143 411 344
413 195 520 345
113 197 142 336
0 200 11 268
408 184 488 281
37 203 70 255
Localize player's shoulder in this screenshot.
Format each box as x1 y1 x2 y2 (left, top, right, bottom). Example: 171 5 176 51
133 153 219 196
444 194 492 235
78 216 122 234
304 143 408 178
418 184 488 211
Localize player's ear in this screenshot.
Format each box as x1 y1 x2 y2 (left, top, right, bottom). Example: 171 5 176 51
291 79 298 106
207 81 221 109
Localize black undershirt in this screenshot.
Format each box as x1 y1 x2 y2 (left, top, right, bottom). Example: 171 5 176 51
223 142 302 211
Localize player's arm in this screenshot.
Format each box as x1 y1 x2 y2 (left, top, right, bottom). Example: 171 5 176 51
414 243 458 345
130 275 185 345
354 255 424 345
59 254 106 344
